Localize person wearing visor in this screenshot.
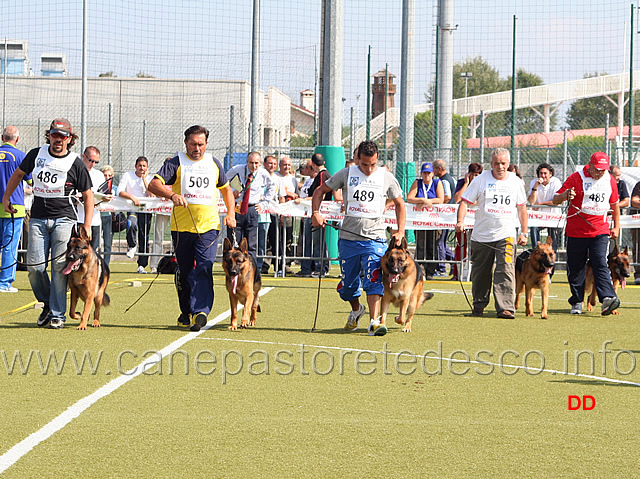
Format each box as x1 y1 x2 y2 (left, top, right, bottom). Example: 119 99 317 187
2 118 93 329
407 162 444 279
553 152 620 315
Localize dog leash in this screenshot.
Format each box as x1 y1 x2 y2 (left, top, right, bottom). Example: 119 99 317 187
310 224 326 332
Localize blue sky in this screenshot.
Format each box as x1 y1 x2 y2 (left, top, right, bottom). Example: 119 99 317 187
3 0 633 122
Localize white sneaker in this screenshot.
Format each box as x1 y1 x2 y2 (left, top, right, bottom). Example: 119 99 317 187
344 304 365 331
570 302 583 315
150 267 158 274
601 297 620 316
126 247 136 258
0 286 18 293
368 317 388 336
137 266 147 274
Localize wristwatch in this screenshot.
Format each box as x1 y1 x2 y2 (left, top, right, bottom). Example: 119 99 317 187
521 232 529 237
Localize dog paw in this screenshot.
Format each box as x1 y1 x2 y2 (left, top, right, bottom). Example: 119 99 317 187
92 320 101 328
612 310 620 315
240 322 249 329
541 314 548 320
402 327 412 333
394 315 405 325
70 312 81 320
76 324 87 330
249 320 256 327
228 324 238 331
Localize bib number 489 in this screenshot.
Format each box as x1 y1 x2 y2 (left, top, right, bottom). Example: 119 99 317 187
353 190 375 202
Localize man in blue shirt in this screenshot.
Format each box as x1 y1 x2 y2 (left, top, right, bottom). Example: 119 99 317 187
0 126 29 293
226 152 275 260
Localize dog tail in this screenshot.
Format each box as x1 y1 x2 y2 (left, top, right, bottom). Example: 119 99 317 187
103 293 111 307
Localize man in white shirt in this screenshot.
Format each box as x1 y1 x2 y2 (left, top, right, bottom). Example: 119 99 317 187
118 156 154 274
456 148 528 319
77 146 107 251
527 162 562 250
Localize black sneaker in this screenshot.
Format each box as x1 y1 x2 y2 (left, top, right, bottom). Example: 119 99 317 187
177 313 190 327
37 306 51 327
190 312 207 332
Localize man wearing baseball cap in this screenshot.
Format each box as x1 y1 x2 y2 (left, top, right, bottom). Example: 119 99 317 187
2 118 94 329
553 151 620 315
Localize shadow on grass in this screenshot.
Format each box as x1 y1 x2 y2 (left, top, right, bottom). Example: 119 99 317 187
549 378 640 388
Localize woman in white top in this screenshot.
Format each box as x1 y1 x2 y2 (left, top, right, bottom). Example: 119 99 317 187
528 162 562 249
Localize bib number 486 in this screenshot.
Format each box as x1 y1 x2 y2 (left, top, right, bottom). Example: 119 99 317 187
37 170 58 184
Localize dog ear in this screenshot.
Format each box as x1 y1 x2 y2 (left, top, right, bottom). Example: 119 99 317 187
545 236 553 246
400 236 408 250
79 225 90 240
223 237 232 253
611 242 620 257
624 245 629 256
71 224 78 238
239 237 249 253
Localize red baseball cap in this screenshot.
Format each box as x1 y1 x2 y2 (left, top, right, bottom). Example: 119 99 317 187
589 152 610 171
49 118 73 137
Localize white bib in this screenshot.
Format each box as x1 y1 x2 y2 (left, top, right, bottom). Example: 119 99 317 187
579 169 612 216
179 152 218 205
484 178 517 218
32 145 77 198
346 166 386 219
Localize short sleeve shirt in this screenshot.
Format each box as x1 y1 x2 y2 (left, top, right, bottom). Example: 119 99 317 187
325 166 402 241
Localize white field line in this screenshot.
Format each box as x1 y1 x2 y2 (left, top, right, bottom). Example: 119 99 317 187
197 336 640 388
0 287 273 474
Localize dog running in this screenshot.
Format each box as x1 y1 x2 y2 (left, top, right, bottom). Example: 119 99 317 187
380 237 434 332
585 243 630 314
515 236 556 319
62 225 110 330
222 237 262 330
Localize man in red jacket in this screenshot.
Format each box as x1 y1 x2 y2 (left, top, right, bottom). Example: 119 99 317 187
553 152 620 315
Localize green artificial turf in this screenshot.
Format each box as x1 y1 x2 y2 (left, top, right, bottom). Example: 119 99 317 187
1 262 639 477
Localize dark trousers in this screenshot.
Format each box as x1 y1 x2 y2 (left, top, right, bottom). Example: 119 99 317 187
415 229 441 277
127 212 152 267
300 218 329 275
78 223 100 251
566 235 616 306
530 226 561 250
172 229 219 316
230 207 258 261
100 212 113 266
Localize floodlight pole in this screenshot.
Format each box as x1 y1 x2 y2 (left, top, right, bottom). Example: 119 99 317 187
629 4 635 167
510 15 517 154
81 0 88 152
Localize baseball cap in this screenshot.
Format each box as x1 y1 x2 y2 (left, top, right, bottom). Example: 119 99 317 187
421 162 434 173
49 118 73 137
589 152 610 171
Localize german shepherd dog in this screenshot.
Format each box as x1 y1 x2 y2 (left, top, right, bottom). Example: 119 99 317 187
585 243 630 314
380 237 434 332
222 237 262 330
515 236 556 319
62 225 110 330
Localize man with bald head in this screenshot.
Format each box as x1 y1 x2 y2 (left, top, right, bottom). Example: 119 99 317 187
0 126 29 293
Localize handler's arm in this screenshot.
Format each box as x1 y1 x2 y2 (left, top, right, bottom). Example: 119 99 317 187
610 202 620 239
517 203 528 246
390 195 406 246
455 201 468 233
80 189 94 241
311 183 332 227
2 168 26 214
220 185 236 229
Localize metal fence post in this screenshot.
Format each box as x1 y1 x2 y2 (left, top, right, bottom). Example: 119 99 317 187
108 103 113 165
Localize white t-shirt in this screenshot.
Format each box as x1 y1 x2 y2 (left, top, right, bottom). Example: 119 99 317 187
275 172 298 199
462 170 527 242
77 167 106 226
117 171 153 199
528 176 562 214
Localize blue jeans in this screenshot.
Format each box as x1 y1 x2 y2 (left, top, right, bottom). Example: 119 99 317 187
0 216 24 289
337 239 386 300
257 221 270 270
100 212 113 266
566 235 616 306
27 217 75 322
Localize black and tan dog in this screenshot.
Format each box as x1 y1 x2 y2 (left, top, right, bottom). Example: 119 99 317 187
222 237 262 330
380 237 433 332
62 225 110 330
515 236 556 319
585 243 630 314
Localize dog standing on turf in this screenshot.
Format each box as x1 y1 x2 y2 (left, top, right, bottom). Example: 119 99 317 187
380 237 433 332
62 225 110 330
514 236 556 319
223 237 262 330
585 243 630 314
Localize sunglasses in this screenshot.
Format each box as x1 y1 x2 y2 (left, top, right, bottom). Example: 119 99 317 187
89 160 99 164
50 131 71 139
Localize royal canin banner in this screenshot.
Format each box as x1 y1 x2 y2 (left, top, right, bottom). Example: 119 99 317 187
96 195 640 229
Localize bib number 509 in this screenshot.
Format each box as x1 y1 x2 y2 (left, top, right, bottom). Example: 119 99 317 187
188 176 210 188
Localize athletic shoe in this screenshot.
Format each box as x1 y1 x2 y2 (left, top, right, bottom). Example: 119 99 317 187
344 304 365 331
635 278 640 286
368 318 388 336
0 286 18 293
294 271 312 278
150 267 158 274
601 297 620 316
177 313 190 327
49 319 64 329
570 302 583 315
126 247 136 258
137 266 147 274
311 271 327 278
190 312 207 332
37 306 51 327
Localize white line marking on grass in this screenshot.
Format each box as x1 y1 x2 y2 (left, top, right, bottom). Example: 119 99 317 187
196 336 640 388
0 287 273 474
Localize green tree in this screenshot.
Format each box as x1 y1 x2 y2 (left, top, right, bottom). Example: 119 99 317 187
98 71 116 77
501 69 557 136
413 110 469 150
452 56 508 100
290 134 315 148
136 71 155 78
